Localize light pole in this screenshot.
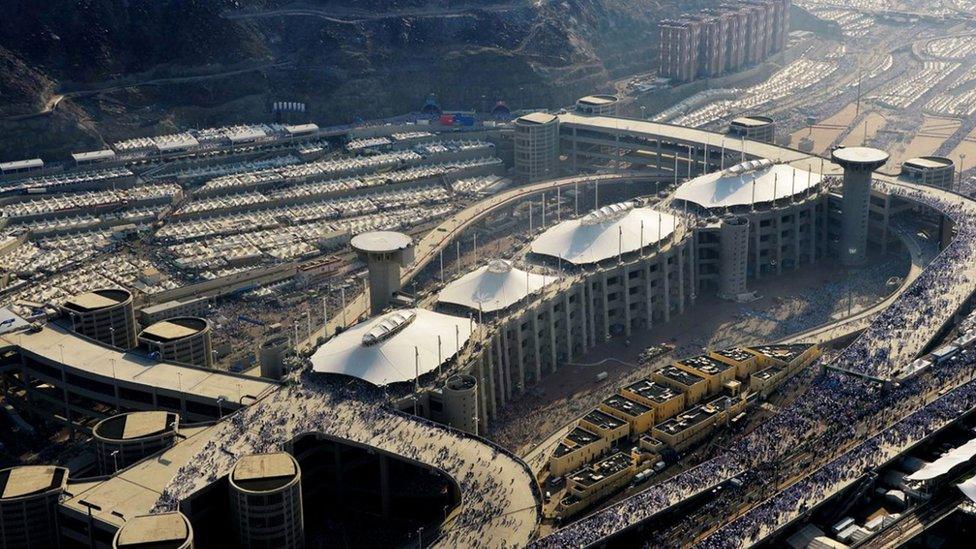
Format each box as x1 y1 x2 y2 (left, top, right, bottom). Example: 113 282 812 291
109 326 116 348
111 450 120 473
217 396 225 418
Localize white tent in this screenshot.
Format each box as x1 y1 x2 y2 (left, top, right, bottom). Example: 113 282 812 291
530 202 677 265
310 309 475 386
674 159 821 210
438 259 558 313
907 438 976 481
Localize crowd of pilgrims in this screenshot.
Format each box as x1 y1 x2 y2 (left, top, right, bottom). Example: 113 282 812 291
138 180 976 549
534 183 976 548
154 373 539 548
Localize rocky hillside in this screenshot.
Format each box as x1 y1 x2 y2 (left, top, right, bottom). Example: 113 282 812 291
0 0 700 158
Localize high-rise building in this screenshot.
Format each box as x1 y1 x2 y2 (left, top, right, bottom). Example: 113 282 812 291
662 1 790 83
659 18 702 82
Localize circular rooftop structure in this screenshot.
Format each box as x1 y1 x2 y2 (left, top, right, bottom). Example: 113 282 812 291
831 146 890 167
531 202 677 265
673 159 822 210
93 411 179 443
62 288 133 314
515 112 558 127
903 156 954 170
350 231 412 254
138 317 209 344
230 452 300 494
310 308 475 386
113 512 193 549
438 259 559 313
0 466 67 501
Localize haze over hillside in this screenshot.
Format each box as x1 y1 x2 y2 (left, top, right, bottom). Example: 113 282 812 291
0 0 710 158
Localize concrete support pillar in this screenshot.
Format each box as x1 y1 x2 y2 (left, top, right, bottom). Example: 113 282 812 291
514 326 525 395
600 272 610 342
662 253 671 322
531 312 542 384
690 235 698 305
775 214 783 275
484 350 497 418
623 267 632 337
677 246 685 314
580 283 589 353
563 292 574 360
810 203 818 262
754 222 762 279
495 335 510 402
548 302 558 373
881 193 891 255
644 262 654 329
794 209 801 269
477 356 489 425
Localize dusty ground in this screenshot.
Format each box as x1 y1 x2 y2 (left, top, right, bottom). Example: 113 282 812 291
888 115 961 168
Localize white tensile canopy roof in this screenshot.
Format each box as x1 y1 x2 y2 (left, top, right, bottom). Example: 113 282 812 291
438 259 559 313
674 159 822 210
907 437 976 481
310 309 475 386
530 202 677 265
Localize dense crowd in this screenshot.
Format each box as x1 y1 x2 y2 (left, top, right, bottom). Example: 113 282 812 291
154 372 540 548
534 180 976 548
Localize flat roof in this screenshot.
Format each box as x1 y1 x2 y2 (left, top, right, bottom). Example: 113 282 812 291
582 409 627 431
731 116 774 127
350 230 412 253
123 412 169 440
713 348 755 363
654 402 721 435
903 156 953 170
678 355 734 376
555 113 812 164
657 366 705 387
1 323 277 402
63 289 129 312
0 466 64 499
555 427 602 457
0 158 43 171
517 112 558 125
602 394 652 418
752 366 784 380
232 453 297 491
578 95 618 106
832 146 889 166
570 452 631 488
748 344 812 363
72 149 116 162
140 318 207 342
95 411 174 441
624 379 681 403
284 123 319 134
115 513 190 547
